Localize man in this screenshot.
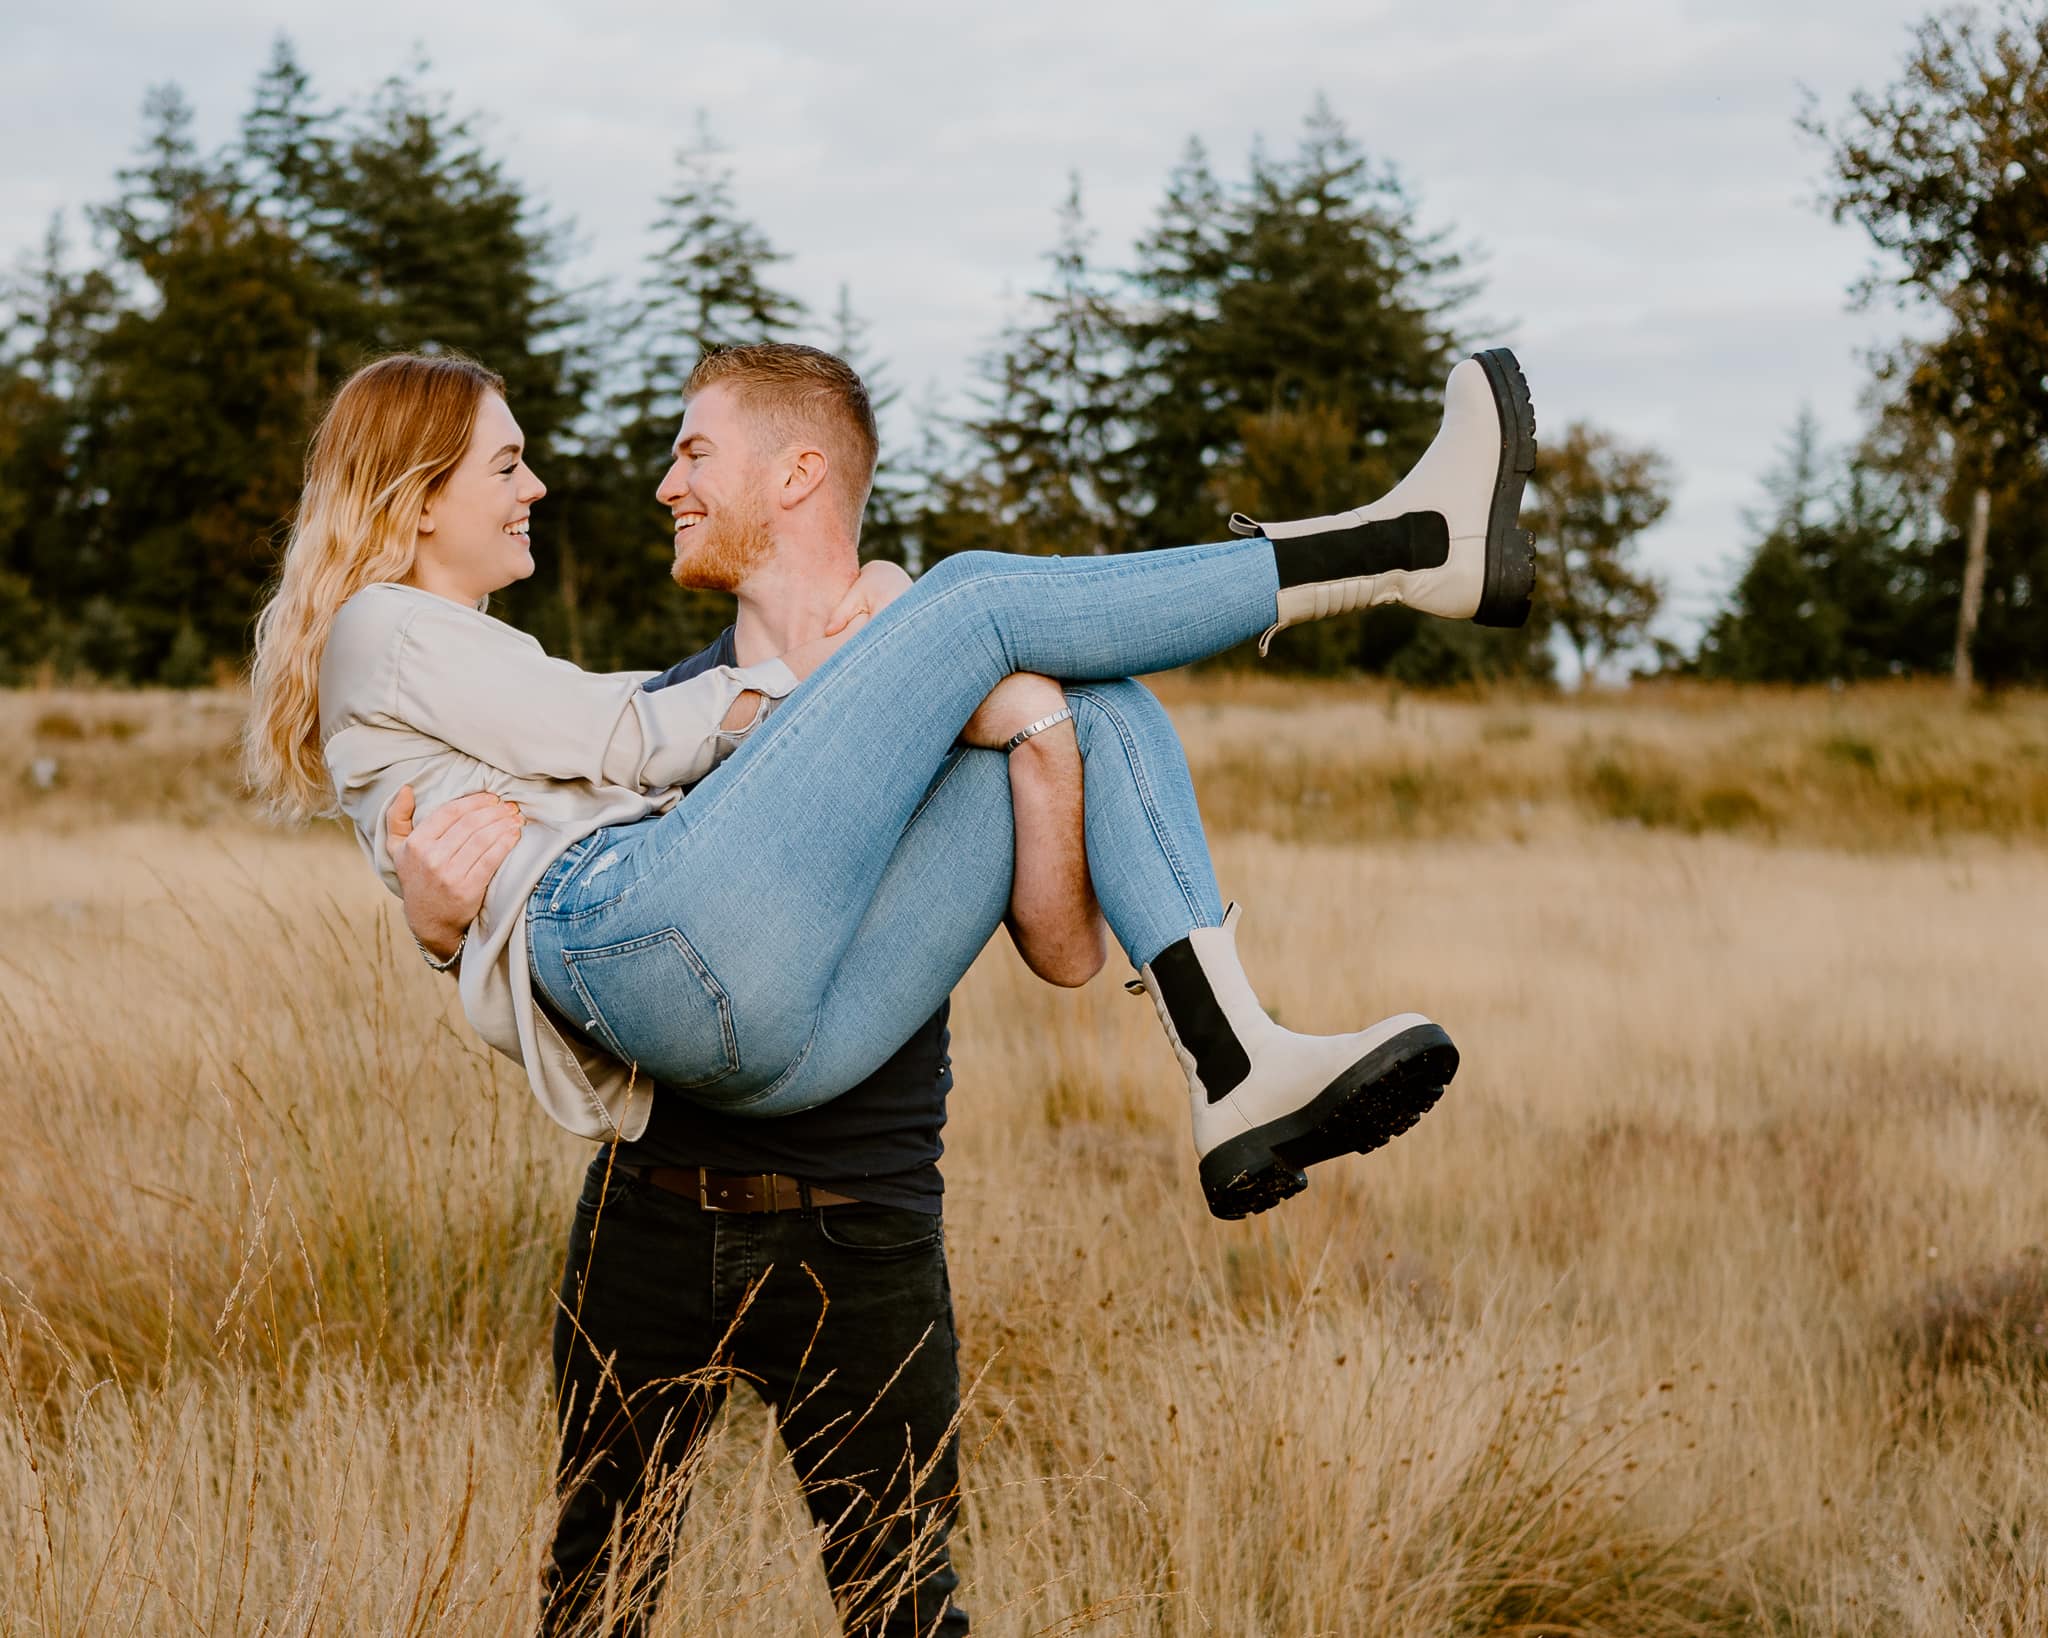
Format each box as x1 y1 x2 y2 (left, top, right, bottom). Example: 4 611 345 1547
390 343 1107 1636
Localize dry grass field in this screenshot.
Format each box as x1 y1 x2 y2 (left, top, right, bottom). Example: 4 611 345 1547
2 678 2045 1635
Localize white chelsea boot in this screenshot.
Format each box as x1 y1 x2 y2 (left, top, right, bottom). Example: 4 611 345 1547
1232 347 1537 649
1132 905 1459 1219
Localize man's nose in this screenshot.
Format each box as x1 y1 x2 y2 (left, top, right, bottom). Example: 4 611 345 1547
656 460 688 505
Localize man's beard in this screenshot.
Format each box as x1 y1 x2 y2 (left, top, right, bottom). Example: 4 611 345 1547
671 493 775 592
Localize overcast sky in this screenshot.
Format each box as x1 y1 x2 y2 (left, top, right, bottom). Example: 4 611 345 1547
4 0 1941 649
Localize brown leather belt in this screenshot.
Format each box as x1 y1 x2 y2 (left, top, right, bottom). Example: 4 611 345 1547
632 1165 861 1213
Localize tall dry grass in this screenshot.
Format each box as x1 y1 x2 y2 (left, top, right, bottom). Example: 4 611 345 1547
2 682 2045 1634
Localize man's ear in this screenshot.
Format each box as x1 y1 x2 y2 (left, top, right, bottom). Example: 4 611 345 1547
778 448 830 511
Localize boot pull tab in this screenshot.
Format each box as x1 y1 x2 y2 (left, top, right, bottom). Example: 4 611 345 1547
1221 902 1242 932
1234 516 1279 653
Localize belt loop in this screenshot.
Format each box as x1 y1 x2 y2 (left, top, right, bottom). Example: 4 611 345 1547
799 1179 814 1212
696 1167 711 1210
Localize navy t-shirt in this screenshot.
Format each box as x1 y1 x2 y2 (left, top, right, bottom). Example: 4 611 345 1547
612 628 953 1212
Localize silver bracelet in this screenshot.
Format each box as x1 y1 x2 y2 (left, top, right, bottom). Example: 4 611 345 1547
1003 706 1074 753
415 930 465 972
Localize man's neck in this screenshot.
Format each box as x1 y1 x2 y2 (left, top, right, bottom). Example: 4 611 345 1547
728 536 860 666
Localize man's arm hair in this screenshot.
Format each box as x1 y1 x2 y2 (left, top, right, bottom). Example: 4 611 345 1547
1003 727 1106 987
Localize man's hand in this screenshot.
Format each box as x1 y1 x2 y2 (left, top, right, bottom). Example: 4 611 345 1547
960 672 1069 751
388 785 523 963
823 559 912 636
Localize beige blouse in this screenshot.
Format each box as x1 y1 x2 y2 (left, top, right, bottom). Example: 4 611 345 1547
319 582 798 1141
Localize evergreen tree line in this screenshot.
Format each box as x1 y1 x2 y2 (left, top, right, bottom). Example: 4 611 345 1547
2 10 2040 689
1700 3 2048 686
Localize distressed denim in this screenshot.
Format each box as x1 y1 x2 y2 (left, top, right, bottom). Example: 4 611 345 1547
526 541 1279 1115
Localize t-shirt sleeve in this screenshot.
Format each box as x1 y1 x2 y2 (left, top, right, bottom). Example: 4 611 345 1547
642 630 736 693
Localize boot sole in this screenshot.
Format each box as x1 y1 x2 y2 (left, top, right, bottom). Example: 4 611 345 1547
1472 347 1537 628
1198 1024 1459 1220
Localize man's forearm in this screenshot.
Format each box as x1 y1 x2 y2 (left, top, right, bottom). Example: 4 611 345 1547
1003 725 1106 987
410 913 465 966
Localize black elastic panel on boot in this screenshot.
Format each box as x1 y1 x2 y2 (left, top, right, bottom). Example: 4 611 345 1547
1273 511 1450 589
1149 938 1252 1103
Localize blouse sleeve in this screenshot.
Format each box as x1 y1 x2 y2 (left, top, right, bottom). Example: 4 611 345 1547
388 595 799 792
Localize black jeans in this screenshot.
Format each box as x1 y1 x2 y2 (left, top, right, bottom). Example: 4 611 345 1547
541 1151 970 1637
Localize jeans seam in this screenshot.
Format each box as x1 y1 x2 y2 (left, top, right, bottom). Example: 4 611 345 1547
560 927 741 1088
720 1017 821 1112
1068 683 1205 931
905 748 975 831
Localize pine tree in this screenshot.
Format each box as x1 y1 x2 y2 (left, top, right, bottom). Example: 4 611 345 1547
957 175 1132 558
827 283 914 564
0 216 116 676
1695 414 1945 682
322 68 575 428
90 84 213 266
627 116 804 425
46 84 340 678
315 65 584 648
237 36 341 238
570 118 808 663
1122 102 1482 673
81 189 336 676
1128 102 1467 538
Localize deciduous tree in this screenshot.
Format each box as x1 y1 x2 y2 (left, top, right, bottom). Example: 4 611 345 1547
1523 421 1670 680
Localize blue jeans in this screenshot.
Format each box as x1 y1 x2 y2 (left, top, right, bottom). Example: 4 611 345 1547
527 540 1281 1115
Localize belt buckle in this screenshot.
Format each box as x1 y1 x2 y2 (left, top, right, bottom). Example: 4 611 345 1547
696 1170 779 1212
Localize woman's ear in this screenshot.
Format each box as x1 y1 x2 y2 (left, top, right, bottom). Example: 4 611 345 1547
417 506 437 536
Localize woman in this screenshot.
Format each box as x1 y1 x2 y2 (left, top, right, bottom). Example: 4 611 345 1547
247 345 1535 1218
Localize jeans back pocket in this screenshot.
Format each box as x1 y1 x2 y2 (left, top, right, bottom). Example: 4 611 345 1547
560 926 740 1090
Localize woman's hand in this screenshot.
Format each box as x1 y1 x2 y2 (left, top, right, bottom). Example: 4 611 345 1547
960 672 1071 751
823 559 912 636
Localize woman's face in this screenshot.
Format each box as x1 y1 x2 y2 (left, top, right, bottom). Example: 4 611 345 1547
410 392 547 602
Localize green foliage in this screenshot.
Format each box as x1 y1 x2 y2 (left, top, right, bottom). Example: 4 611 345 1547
1 42 589 683
1808 4 2048 465
6 66 1562 688
1119 103 1488 683
1524 420 1671 678
1696 412 1954 683
1782 3 2048 685
917 104 1546 683
941 175 1134 562
1124 107 1468 553
536 114 810 669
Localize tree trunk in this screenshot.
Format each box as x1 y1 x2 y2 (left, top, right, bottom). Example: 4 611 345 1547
1953 485 1989 692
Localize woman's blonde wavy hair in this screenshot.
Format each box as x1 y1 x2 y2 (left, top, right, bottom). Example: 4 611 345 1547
244 352 505 821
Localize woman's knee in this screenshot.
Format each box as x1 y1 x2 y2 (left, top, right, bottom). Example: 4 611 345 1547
1067 678 1175 752
917 549 1007 595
